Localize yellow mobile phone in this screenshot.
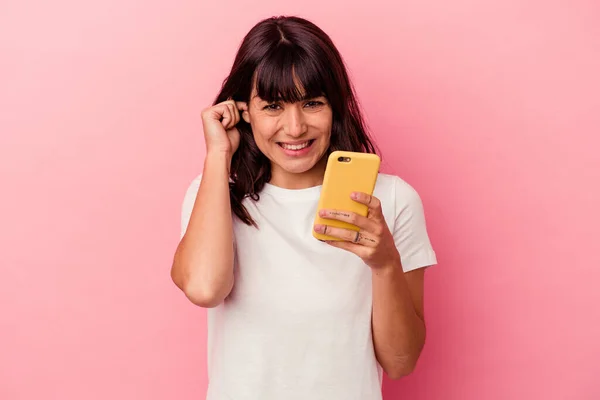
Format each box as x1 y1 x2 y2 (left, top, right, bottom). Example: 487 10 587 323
313 150 381 241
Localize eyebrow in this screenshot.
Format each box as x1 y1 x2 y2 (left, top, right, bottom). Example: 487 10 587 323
259 93 326 103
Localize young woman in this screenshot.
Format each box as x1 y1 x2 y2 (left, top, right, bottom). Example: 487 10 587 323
171 15 437 400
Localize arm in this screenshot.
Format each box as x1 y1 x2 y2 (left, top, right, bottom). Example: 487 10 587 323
171 99 247 308
371 264 426 379
371 178 436 378
171 153 235 308
314 178 436 379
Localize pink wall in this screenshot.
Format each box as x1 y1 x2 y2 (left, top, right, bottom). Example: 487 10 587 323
2 1 599 399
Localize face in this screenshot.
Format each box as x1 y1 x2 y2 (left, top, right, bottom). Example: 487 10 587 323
241 84 333 181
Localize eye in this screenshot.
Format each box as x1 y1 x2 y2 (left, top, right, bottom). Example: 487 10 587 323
305 101 324 108
263 103 281 111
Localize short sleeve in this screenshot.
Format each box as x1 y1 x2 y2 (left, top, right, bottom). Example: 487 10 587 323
392 176 438 272
180 174 202 239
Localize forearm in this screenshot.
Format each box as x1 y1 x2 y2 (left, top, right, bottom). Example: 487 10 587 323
171 152 235 307
371 261 425 379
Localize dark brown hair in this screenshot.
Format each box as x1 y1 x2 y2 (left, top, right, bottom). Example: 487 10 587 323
213 16 378 226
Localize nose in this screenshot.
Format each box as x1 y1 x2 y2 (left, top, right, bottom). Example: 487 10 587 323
283 105 307 138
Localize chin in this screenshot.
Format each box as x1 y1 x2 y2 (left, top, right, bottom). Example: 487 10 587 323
277 157 320 174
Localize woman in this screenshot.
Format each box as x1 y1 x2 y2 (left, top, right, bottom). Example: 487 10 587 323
171 15 437 400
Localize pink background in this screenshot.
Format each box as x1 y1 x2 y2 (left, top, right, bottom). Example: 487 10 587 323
2 1 599 399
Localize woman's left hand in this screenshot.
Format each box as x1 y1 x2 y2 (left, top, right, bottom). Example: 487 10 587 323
313 192 401 270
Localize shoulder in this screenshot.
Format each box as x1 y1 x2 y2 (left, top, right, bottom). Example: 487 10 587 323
375 173 422 212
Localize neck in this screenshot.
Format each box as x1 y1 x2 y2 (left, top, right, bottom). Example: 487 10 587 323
268 156 327 189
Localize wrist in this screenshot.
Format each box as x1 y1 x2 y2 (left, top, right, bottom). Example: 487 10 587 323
205 151 233 172
372 258 403 278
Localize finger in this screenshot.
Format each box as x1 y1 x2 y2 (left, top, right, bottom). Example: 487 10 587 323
353 231 378 246
228 100 241 126
351 192 382 216
324 239 376 261
314 224 353 241
351 192 380 209
318 209 377 232
313 224 377 246
225 102 237 129
325 239 362 254
217 104 232 128
204 104 226 122
236 101 248 123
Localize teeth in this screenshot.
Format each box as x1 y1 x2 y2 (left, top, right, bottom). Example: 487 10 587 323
281 141 310 150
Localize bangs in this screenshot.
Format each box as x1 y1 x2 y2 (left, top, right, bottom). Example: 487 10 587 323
253 45 328 103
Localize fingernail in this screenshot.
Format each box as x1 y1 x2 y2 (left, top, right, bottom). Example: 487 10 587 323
314 224 324 232
318 209 327 217
351 192 358 199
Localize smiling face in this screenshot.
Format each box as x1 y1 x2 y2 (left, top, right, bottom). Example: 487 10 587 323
241 79 333 188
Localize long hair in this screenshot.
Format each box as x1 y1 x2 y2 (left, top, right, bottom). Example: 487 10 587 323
213 16 378 226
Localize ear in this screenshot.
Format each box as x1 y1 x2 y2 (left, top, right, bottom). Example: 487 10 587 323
241 109 250 123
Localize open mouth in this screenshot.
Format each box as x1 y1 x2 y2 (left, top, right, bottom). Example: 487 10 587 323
277 139 315 151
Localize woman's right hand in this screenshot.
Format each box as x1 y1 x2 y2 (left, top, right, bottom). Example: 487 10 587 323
201 99 248 157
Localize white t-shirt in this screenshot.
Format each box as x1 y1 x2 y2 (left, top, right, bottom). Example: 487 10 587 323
180 172 437 400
